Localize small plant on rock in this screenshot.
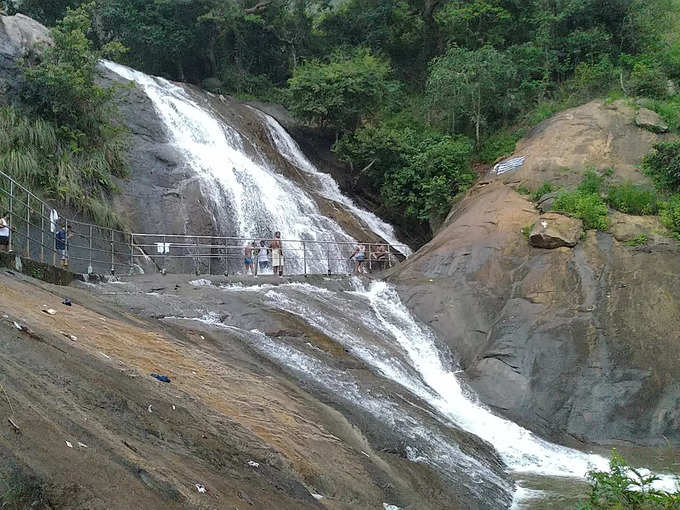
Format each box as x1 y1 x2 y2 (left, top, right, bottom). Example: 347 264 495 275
530 182 554 202
553 191 609 230
521 223 534 239
625 234 648 246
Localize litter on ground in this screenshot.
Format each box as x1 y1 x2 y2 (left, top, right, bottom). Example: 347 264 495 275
65 441 73 448
247 460 259 468
150 373 171 383
195 483 206 493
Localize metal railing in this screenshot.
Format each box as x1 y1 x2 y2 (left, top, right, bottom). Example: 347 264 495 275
0 169 409 276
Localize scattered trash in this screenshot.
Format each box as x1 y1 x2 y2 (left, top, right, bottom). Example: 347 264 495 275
65 441 73 448
311 493 324 500
360 450 370 458
200 335 205 340
62 298 72 306
172 405 176 410
147 405 152 413
247 460 259 468
195 484 206 494
69 335 77 342
150 373 171 383
78 442 88 448
12 322 21 330
7 418 20 434
383 504 402 510
42 309 57 315
99 352 111 359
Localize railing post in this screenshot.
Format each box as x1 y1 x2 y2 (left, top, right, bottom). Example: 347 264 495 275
40 203 44 263
110 229 115 275
162 234 166 274
303 241 307 276
368 243 372 272
8 181 12 253
25 193 30 257
327 242 331 276
88 225 93 274
129 233 134 273
224 238 228 276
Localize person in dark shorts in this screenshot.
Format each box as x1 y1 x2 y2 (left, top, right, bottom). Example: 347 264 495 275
55 224 73 268
0 211 9 252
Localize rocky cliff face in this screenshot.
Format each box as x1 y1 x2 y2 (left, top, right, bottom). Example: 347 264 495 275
390 101 680 446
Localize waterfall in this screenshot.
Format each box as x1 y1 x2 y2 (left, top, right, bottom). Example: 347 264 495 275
214 279 678 506
253 108 412 256
102 61 410 273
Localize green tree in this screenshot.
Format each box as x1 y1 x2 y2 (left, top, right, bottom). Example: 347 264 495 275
427 45 516 145
287 49 391 133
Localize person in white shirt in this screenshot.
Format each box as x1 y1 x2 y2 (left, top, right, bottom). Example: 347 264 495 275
257 240 269 274
0 211 10 253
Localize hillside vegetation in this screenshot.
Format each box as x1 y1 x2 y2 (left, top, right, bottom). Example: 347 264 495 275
5 0 680 239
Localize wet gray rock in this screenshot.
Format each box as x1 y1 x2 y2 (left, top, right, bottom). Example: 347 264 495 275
635 107 669 133
529 213 582 249
536 192 557 212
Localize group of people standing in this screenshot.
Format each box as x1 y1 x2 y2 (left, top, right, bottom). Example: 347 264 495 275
349 243 389 274
244 231 284 276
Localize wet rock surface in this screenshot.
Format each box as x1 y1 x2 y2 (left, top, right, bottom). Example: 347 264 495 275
0 270 513 509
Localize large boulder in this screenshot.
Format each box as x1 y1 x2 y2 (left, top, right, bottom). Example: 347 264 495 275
529 212 583 249
635 107 669 133
495 100 668 191
390 181 680 446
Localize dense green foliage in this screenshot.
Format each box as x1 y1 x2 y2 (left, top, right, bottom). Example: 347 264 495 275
606 182 659 215
553 190 609 230
287 50 391 132
2 4 128 226
578 451 680 509
7 0 680 239
642 140 680 192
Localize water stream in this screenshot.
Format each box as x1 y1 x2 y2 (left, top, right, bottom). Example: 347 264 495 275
210 279 678 507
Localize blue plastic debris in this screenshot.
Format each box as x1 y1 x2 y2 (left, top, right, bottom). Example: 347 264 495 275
150 373 171 383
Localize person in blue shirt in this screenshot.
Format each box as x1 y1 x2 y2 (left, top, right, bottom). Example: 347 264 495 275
55 224 73 268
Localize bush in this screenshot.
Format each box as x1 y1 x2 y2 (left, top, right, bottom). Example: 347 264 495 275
553 190 609 230
607 182 659 215
629 61 668 98
660 194 680 234
530 182 554 202
578 169 605 194
571 56 616 96
477 129 524 164
642 140 680 192
578 450 680 509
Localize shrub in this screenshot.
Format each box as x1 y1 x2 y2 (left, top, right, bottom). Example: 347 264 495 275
660 194 680 234
530 182 554 202
607 182 659 215
553 190 609 230
639 97 680 132
578 169 605 194
477 129 524 164
642 140 680 192
629 61 668 98
625 234 648 246
577 450 680 509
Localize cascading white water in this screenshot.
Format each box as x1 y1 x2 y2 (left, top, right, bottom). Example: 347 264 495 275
216 279 678 506
102 61 410 273
253 108 412 256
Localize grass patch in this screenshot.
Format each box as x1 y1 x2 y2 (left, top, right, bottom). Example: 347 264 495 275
530 182 554 202
577 169 605 194
521 223 534 239
553 190 609 230
518 185 531 196
625 234 649 246
0 464 49 510
606 182 660 215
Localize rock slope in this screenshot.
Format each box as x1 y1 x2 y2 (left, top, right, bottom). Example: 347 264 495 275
390 103 680 446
